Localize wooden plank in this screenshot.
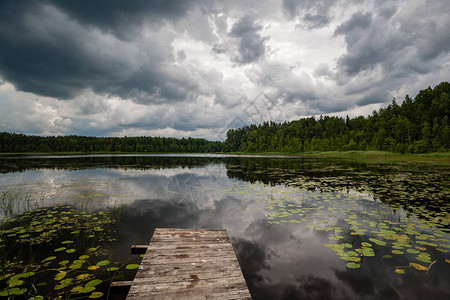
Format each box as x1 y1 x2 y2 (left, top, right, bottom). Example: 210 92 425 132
131 241 234 253
127 288 252 300
149 236 231 243
146 241 235 251
151 228 229 236
141 257 238 268
143 248 236 261
121 228 251 299
151 228 230 241
126 277 251 300
151 232 230 237
134 260 242 278
132 271 245 284
150 234 231 241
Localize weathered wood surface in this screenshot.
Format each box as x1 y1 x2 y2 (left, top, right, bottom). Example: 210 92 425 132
124 228 251 299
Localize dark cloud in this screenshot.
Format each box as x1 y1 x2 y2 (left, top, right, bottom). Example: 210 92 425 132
313 63 333 78
334 12 383 76
282 0 334 29
177 50 187 61
45 0 198 38
334 12 372 36
230 15 268 64
335 2 450 80
378 5 397 20
212 43 225 54
303 13 329 28
327 1 449 116
0 0 202 102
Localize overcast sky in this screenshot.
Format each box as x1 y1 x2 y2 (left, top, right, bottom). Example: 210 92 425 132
0 0 449 139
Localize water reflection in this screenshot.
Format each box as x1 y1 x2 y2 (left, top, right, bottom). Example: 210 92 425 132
0 155 449 299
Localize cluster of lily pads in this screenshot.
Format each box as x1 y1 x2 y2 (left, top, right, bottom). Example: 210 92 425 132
226 158 449 225
0 204 139 298
223 180 450 274
281 163 450 225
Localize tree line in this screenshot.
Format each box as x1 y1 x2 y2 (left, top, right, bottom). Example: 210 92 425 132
0 134 224 153
0 82 449 154
226 82 450 153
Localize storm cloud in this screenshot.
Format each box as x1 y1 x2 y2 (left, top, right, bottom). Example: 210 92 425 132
282 0 336 29
0 0 203 102
0 0 448 138
230 15 268 64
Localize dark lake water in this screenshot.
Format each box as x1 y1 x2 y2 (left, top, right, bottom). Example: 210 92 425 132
0 154 449 299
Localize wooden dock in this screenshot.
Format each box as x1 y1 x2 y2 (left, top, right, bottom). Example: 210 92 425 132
115 228 251 299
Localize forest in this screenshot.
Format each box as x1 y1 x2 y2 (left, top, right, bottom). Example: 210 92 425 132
227 81 450 153
0 134 224 153
0 82 449 154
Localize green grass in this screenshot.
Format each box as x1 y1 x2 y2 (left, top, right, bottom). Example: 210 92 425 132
225 151 450 162
307 150 450 159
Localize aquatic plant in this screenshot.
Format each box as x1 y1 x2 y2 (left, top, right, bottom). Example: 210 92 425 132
0 191 39 221
0 205 137 298
224 180 450 275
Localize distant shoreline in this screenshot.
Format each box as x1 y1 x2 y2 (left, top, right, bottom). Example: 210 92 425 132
1 150 449 162
221 151 450 162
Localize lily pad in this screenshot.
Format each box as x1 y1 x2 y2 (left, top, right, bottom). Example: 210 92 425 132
59 260 70 266
125 264 140 270
415 254 432 263
0 288 27 296
342 243 353 249
71 286 96 293
86 279 102 287
346 262 361 269
406 249 420 254
76 274 90 280
42 256 57 262
368 238 386 246
97 260 110 266
409 262 427 271
89 292 104 298
54 272 66 281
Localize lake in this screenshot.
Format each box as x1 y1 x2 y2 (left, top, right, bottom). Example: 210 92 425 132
0 154 449 299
